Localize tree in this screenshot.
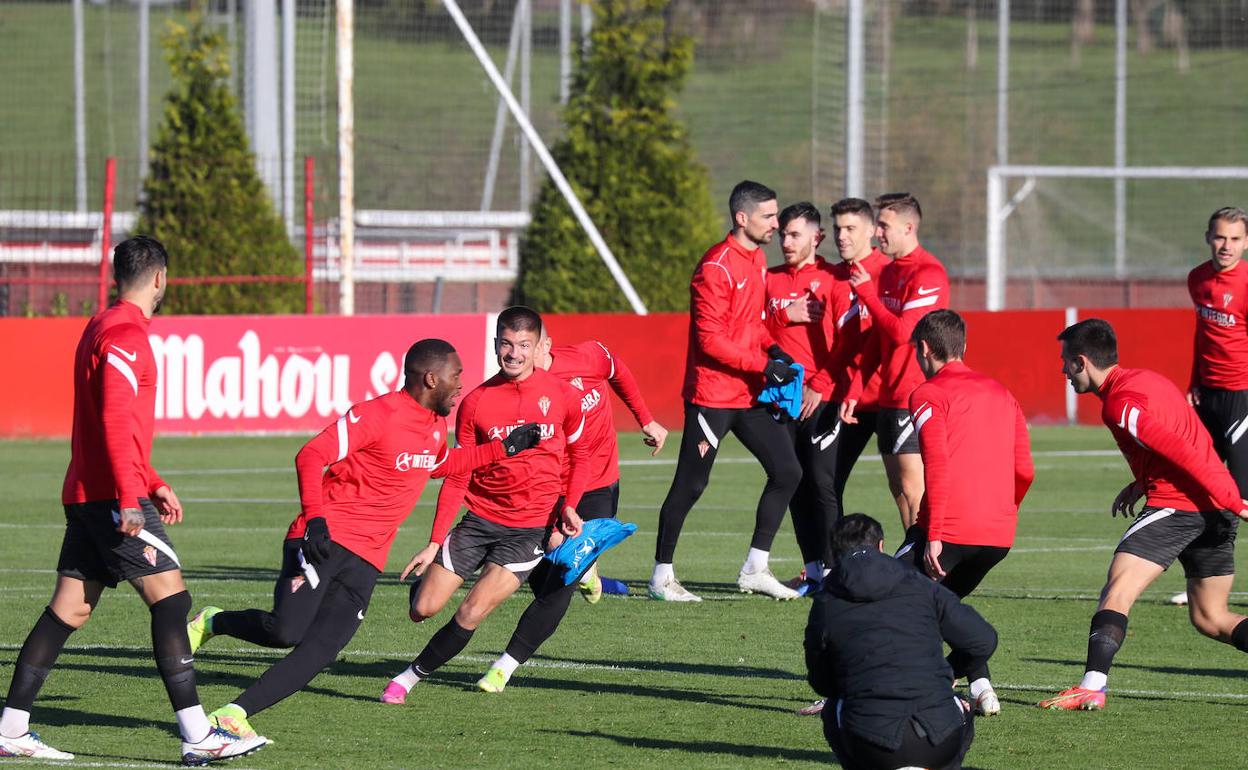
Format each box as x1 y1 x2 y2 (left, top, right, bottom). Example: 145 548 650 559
136 14 302 315
513 0 720 313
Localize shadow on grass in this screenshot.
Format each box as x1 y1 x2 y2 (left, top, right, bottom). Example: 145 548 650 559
530 654 802 681
0 699 172 734
1023 656 1247 681
541 728 832 763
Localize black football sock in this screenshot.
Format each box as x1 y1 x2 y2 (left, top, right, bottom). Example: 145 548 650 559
3 608 75 719
505 581 577 664
1086 609 1128 675
150 591 200 711
412 618 475 676
1231 618 1248 653
213 609 299 649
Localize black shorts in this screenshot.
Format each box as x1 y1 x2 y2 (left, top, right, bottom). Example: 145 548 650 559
57 499 181 588
438 511 547 581
877 407 920 456
1195 386 1248 496
576 482 620 522
1115 506 1238 579
895 525 1010 598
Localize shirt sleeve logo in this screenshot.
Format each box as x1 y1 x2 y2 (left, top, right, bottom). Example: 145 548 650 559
110 344 139 362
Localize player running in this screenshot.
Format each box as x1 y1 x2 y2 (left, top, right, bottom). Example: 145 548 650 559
844 193 948 531
380 307 589 703
1173 207 1248 606
185 340 539 740
475 337 667 692
895 310 1034 717
0 237 267 765
651 180 803 602
1040 319 1248 711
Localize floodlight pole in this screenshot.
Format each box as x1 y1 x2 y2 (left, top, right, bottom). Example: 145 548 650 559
336 0 355 316
73 0 87 213
441 0 648 315
1113 0 1127 278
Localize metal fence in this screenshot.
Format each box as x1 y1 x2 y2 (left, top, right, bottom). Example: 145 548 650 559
2 0 1247 314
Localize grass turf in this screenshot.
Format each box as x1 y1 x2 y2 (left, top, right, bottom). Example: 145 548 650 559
0 425 1245 768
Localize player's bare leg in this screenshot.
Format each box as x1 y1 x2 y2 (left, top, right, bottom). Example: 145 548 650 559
883 453 925 530
409 563 465 622
1186 574 1248 644
48 575 104 628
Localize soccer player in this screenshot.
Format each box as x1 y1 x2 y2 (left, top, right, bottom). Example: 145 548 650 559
764 202 839 590
380 306 589 703
651 180 803 602
895 309 1034 716
1040 319 1248 711
475 337 667 692
1174 207 1248 606
184 340 539 739
0 237 267 764
844 193 948 530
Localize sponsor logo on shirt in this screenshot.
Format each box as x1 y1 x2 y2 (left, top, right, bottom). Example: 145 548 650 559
488 423 557 441
581 388 602 414
882 296 901 312
395 451 438 472
1199 304 1236 327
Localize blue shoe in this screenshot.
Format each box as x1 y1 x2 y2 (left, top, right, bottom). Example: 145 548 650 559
795 578 822 597
546 520 638 585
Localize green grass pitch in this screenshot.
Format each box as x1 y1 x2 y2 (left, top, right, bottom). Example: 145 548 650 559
1 426 1245 768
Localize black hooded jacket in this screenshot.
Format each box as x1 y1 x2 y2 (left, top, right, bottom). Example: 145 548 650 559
804 548 997 751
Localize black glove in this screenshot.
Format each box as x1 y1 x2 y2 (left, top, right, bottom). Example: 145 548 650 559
503 423 542 456
302 516 332 564
767 345 794 366
763 359 799 385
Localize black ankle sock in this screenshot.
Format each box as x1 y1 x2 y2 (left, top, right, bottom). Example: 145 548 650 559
413 619 475 677
1231 618 1248 653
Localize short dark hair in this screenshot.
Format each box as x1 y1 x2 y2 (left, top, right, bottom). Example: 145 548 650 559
875 192 922 222
729 180 777 220
1057 318 1118 368
113 236 168 291
404 338 457 383
831 513 884 555
1208 206 1248 233
830 197 874 224
911 309 966 360
778 201 821 231
497 305 543 337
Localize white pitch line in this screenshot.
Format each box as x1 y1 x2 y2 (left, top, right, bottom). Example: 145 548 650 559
0 762 263 770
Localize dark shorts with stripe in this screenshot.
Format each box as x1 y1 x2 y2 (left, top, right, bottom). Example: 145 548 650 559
437 511 547 581
57 498 181 588
1195 386 1248 496
1115 506 1239 579
877 407 920 456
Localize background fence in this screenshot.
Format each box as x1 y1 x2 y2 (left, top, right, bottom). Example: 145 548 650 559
2 0 1247 315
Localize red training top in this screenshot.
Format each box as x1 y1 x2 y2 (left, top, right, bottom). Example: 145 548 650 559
847 245 949 409
765 256 838 402
1188 259 1248 392
548 341 655 490
1098 366 1242 513
909 361 1034 546
682 233 776 409
285 390 505 571
826 249 890 409
62 300 168 511
431 367 589 544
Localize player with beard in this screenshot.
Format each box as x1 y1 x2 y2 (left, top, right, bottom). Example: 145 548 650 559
651 180 803 602
188 339 541 742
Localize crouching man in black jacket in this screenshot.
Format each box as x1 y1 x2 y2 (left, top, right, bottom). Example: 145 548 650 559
805 514 997 770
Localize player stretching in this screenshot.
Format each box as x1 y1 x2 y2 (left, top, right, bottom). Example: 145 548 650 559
0 237 266 765
844 193 948 530
380 307 588 703
1173 207 1248 607
763 202 839 591
476 337 667 692
651 180 803 602
1040 319 1248 711
185 340 538 740
896 310 1034 716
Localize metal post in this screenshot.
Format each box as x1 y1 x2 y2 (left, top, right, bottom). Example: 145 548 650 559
559 0 572 104
481 2 524 212
283 0 297 235
337 0 355 316
519 0 532 210
73 0 87 213
845 0 864 198
138 0 150 186
98 158 116 312
996 0 1009 166
247 0 281 207
1114 0 1127 278
1064 306 1079 424
304 156 315 315
581 1 592 47
985 167 1005 311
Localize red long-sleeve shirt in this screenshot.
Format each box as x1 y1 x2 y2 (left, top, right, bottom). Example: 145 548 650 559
910 361 1034 546
62 300 167 511
285 390 505 570
1188 259 1248 392
1099 366 1242 513
431 368 589 544
548 341 655 490
765 256 838 402
848 246 949 409
826 249 890 408
682 233 775 408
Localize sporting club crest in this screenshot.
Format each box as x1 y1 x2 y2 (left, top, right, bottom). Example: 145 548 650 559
697 440 711 458
142 545 158 567
809 280 821 293
290 576 306 593
1224 292 1234 308
570 377 584 391
538 396 551 416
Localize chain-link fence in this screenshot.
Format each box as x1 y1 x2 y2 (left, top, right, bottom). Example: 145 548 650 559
2 0 1246 314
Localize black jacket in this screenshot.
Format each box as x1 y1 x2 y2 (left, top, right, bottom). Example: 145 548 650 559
804 548 997 751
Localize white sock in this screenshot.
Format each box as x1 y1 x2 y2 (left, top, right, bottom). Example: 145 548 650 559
804 561 822 580
0 707 30 739
176 705 213 744
743 548 769 573
392 665 422 692
492 653 521 677
968 678 993 699
1079 670 1108 691
651 562 674 585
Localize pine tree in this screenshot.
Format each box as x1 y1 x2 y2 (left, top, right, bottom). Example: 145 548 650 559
514 0 719 312
136 15 302 314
